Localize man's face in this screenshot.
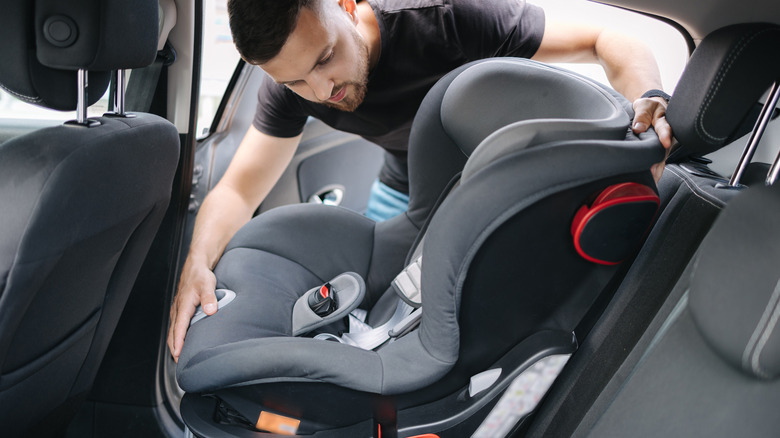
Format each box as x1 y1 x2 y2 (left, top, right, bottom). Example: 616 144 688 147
260 5 370 112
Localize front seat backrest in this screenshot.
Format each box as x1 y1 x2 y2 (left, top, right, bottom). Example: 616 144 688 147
586 183 780 437
0 1 180 436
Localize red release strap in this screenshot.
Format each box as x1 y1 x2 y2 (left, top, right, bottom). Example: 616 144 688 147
319 283 330 298
571 182 660 265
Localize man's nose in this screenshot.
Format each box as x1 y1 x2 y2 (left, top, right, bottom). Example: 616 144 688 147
309 73 334 101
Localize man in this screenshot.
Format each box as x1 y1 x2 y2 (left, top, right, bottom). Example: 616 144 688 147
168 0 672 362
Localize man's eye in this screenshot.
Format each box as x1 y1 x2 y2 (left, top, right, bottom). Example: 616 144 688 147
318 51 334 66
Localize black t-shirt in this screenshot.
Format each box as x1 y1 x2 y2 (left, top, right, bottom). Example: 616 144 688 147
253 0 545 193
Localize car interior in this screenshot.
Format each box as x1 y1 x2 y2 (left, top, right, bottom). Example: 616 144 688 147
0 0 778 437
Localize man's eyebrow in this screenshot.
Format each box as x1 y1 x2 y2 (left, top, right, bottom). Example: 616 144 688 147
275 45 332 86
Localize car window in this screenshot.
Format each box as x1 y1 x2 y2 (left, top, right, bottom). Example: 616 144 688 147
541 0 689 94
0 86 109 121
197 0 242 139
193 0 688 140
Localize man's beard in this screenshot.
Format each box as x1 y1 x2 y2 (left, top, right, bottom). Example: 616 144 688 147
323 81 367 112
322 29 369 112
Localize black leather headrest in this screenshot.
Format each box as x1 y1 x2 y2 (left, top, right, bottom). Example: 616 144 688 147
689 183 780 380
0 0 159 111
667 23 780 161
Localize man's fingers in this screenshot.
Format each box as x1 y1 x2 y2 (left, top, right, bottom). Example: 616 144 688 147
167 263 218 361
167 304 178 355
632 97 673 148
167 284 219 362
201 289 219 315
632 98 660 129
171 297 198 362
652 112 674 149
632 96 673 182
631 111 653 136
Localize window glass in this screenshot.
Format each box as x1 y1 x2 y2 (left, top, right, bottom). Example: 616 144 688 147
540 0 688 94
197 0 242 138
0 85 109 121
190 0 687 139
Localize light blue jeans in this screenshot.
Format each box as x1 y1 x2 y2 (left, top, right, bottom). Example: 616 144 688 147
365 180 409 222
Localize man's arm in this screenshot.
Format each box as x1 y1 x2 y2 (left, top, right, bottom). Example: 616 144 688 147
167 126 301 362
532 20 673 180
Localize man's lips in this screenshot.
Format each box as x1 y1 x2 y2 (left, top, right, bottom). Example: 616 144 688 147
328 87 346 103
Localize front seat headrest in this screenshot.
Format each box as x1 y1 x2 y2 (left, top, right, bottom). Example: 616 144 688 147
667 23 780 161
0 0 159 111
689 183 780 380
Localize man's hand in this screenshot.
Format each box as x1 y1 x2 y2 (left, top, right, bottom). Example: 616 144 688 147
167 257 218 363
165 129 302 363
632 96 673 182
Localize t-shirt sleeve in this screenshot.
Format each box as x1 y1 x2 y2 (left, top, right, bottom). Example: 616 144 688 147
252 72 309 138
449 0 545 61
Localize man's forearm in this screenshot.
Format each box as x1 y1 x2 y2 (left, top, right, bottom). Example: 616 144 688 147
186 183 259 270
594 28 664 101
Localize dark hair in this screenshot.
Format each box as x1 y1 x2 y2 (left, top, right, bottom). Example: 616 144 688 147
227 0 316 64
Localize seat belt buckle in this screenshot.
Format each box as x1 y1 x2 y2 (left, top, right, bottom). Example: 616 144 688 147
291 273 365 337
307 282 337 316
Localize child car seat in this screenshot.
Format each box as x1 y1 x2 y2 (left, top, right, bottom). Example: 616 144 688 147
177 58 664 437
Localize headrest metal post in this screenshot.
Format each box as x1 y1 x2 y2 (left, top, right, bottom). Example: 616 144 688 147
76 69 88 125
765 82 780 185
113 69 126 116
729 80 780 187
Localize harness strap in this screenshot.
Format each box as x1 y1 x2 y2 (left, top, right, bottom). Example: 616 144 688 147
314 255 425 349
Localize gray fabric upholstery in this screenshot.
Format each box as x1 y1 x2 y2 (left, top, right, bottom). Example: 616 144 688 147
0 117 179 438
177 58 665 401
176 61 668 438
177 206 381 392
0 1 179 435
588 304 780 437
418 133 661 368
406 59 631 227
667 23 780 161
526 24 780 438
457 61 629 181
443 60 628 160
689 184 780 379
586 184 780 437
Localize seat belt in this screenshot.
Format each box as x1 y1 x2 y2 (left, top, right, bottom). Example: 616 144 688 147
314 254 424 350
121 42 177 114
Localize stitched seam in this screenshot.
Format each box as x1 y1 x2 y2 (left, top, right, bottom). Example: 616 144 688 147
743 278 780 378
752 282 780 378
667 166 726 209
695 28 773 143
0 82 42 104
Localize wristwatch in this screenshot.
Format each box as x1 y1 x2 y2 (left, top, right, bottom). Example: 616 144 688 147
641 89 671 102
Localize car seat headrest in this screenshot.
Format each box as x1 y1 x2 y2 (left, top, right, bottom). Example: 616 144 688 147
689 183 780 380
0 0 159 111
667 23 780 161
404 58 634 230
441 60 628 159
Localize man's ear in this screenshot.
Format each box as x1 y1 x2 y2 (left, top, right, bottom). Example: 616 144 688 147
336 0 358 21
